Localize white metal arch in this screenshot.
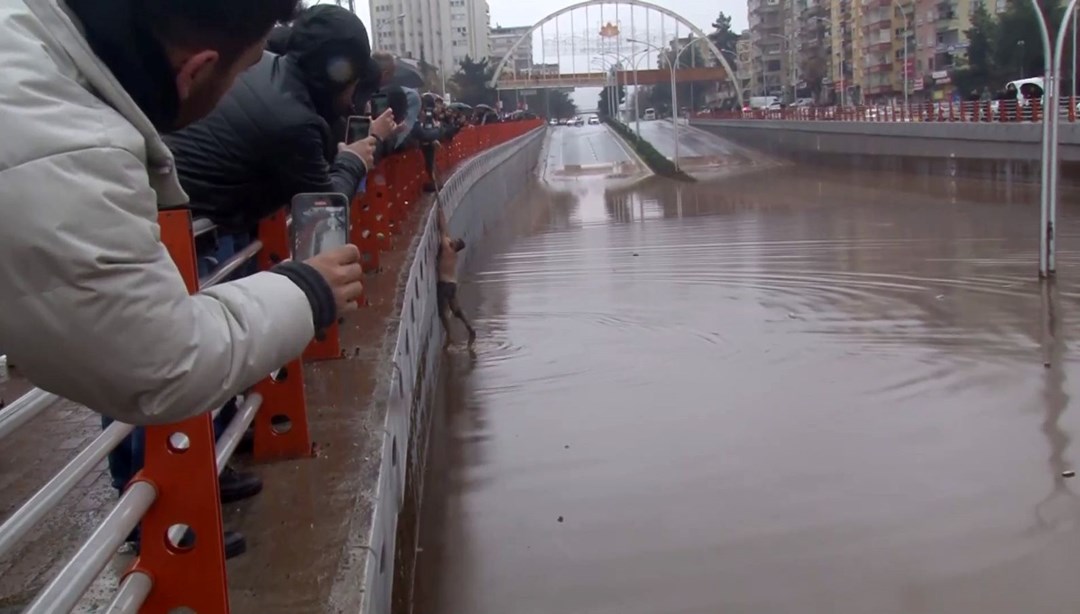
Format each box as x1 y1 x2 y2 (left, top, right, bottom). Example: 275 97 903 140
487 0 743 107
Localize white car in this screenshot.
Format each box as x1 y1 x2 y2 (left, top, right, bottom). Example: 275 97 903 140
588 116 600 124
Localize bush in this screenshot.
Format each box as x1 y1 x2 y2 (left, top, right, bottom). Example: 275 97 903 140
601 117 695 182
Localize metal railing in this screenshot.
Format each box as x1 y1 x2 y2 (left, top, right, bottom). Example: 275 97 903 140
0 119 544 613
697 98 1080 123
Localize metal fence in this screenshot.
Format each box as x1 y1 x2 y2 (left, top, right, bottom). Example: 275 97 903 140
696 99 1080 124
0 119 543 613
361 124 545 614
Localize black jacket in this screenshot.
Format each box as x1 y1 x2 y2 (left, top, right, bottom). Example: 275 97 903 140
165 53 367 232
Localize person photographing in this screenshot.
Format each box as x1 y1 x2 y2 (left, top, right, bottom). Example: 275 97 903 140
166 4 398 233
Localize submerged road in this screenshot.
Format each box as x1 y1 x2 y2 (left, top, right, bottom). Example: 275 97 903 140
634 118 761 173
413 125 1080 614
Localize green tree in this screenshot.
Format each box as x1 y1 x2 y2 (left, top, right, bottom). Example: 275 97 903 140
952 1 999 93
993 0 1064 80
708 11 739 56
449 56 496 106
545 89 578 118
597 83 626 117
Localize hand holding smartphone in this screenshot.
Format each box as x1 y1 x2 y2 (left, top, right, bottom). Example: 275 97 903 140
346 115 371 144
291 193 350 262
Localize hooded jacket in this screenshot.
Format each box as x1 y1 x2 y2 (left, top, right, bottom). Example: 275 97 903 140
165 5 376 232
0 0 325 425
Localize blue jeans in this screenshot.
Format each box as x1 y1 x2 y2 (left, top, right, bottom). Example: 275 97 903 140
104 230 252 495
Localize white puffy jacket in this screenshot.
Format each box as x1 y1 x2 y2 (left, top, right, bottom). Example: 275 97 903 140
0 0 315 425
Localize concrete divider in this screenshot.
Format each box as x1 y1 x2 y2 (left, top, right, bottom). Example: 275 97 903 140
690 119 1080 183
355 125 545 614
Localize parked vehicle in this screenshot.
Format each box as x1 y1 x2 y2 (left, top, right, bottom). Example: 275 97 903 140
749 96 782 110
643 108 656 120
588 115 600 125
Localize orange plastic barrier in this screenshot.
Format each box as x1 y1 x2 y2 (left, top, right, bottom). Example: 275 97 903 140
127 118 541 612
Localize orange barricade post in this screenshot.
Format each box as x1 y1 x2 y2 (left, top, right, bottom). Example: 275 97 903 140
130 209 230 614
254 210 315 460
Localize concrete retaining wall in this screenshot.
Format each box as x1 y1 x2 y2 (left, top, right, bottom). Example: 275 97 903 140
690 119 1080 183
357 126 545 614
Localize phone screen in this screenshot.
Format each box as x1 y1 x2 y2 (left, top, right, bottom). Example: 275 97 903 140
370 94 390 119
346 115 371 143
290 193 350 261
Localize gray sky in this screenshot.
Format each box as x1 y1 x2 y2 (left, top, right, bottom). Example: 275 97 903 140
356 0 749 47
354 0 748 111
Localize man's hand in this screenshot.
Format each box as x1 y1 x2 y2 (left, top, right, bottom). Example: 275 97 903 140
304 245 364 312
370 108 398 141
339 137 376 171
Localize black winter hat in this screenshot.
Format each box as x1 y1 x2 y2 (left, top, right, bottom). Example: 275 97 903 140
285 5 378 93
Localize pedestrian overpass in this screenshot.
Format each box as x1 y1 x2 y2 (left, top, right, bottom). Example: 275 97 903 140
487 0 742 106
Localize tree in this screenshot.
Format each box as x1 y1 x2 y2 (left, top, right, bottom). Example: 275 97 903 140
952 0 999 94
993 0 1065 81
545 89 578 118
708 11 739 57
449 56 496 106
597 83 626 117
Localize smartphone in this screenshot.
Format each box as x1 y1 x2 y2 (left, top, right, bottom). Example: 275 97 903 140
370 93 391 119
346 115 371 143
290 193 350 261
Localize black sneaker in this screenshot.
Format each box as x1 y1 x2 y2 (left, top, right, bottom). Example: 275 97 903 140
127 530 247 560
219 465 263 503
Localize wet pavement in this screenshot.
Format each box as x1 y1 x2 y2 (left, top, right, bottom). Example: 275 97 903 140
545 123 647 180
634 119 761 173
412 126 1080 614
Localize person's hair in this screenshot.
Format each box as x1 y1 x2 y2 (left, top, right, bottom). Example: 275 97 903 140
138 0 301 59
372 51 396 76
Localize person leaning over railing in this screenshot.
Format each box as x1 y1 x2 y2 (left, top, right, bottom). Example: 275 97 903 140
164 5 398 236
0 0 364 425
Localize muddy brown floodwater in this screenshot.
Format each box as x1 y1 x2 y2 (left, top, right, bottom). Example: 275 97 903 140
411 150 1080 614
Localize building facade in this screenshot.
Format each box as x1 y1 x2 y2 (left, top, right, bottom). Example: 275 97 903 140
748 0 980 104
489 25 533 76
369 0 491 84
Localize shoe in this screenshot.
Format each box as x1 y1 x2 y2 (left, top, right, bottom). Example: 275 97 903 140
128 529 248 560
176 529 247 559
219 465 262 504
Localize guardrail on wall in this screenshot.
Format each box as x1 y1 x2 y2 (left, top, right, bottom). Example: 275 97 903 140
697 99 1079 123
360 123 546 614
0 118 543 613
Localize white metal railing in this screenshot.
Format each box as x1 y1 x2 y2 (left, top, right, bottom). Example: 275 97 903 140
0 217 264 612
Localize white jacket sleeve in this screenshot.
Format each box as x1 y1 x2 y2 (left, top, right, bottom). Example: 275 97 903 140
0 147 315 425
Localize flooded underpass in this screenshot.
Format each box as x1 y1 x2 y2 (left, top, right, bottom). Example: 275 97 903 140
410 123 1080 614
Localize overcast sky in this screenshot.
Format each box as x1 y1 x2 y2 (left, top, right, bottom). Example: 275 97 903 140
354 0 749 45
350 0 748 110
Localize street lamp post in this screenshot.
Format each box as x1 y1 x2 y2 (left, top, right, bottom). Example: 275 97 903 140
628 37 709 172
592 57 618 118
602 50 650 132
764 33 795 104
894 0 911 109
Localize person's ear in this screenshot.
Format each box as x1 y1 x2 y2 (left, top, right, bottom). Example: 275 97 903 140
175 50 220 100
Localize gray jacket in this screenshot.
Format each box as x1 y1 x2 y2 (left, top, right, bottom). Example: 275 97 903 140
0 0 315 424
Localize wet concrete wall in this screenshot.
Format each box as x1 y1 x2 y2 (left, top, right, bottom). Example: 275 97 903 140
690 119 1080 184
357 126 545 614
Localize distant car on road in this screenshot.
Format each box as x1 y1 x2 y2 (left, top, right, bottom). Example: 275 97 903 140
643 108 656 120
558 118 568 125
588 116 600 124
572 116 586 126
548 118 558 126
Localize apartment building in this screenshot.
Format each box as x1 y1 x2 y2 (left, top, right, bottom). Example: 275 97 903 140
748 0 790 98
489 25 533 75
369 0 491 81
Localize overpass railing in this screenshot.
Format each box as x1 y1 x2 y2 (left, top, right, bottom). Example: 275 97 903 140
0 118 543 613
697 98 1080 123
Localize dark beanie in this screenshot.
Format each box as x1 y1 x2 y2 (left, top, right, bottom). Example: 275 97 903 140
286 5 377 95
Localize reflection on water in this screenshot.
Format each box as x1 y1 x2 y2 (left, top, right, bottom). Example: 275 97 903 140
412 166 1080 614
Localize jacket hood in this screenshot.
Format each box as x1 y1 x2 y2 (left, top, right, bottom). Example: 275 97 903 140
65 0 179 131
285 5 379 113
